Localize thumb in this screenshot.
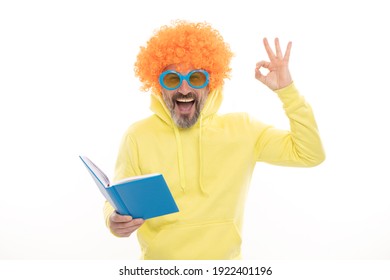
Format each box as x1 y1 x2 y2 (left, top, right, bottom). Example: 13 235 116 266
255 60 270 83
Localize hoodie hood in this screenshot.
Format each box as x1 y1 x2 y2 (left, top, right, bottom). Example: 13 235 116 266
150 88 223 194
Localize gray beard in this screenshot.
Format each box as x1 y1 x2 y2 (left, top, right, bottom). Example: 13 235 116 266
172 107 200 128
162 92 203 129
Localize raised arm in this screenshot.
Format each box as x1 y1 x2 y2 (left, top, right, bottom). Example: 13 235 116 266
254 38 325 167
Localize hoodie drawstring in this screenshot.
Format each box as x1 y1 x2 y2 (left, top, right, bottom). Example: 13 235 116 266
173 125 187 192
199 113 207 195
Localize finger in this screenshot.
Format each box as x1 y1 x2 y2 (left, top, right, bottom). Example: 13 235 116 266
114 218 144 229
275 38 283 58
110 212 133 223
115 232 131 237
263 37 275 60
255 61 270 79
254 71 265 83
114 228 135 237
115 222 144 236
284 41 292 62
256 60 270 69
255 62 268 83
115 223 143 233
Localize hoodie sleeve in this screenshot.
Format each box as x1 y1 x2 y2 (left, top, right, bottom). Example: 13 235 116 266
103 129 141 230
255 83 325 167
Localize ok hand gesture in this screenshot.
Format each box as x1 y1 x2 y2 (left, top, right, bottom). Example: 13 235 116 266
255 38 293 90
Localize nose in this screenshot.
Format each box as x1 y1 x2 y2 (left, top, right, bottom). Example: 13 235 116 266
178 79 192 94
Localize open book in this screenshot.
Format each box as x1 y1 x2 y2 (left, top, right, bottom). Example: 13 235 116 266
79 155 179 219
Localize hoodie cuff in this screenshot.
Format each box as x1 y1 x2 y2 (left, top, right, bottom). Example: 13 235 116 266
274 82 305 112
274 82 297 95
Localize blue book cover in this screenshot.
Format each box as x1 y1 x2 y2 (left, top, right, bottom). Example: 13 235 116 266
79 155 179 219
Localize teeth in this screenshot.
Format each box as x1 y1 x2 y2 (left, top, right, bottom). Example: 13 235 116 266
176 98 194 103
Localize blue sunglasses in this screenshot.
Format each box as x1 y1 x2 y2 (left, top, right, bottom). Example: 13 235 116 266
159 69 209 90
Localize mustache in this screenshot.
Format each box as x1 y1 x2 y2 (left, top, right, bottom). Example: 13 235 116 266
172 92 197 102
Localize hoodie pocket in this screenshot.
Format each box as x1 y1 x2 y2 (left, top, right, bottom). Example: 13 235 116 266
143 221 242 260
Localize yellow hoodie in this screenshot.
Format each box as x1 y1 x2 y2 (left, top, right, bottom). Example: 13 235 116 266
104 83 325 259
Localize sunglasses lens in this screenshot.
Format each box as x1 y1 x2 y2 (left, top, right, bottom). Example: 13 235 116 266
189 71 207 87
162 73 181 89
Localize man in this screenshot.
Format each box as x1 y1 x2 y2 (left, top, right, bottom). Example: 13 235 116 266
103 20 325 259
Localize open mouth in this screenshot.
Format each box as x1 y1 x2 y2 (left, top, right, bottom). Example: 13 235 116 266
175 97 195 113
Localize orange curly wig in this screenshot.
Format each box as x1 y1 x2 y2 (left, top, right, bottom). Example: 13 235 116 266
134 20 234 94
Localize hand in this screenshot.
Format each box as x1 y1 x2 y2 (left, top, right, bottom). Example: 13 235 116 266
109 211 144 237
255 37 293 90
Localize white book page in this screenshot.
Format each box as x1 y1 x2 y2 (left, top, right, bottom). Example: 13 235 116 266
80 156 110 187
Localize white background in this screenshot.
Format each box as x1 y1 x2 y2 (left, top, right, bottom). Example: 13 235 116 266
1 0 389 261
